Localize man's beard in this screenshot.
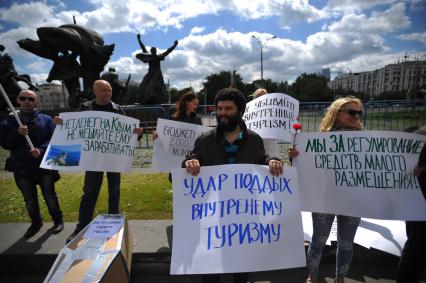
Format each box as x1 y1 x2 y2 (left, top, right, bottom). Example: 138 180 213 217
216 113 240 132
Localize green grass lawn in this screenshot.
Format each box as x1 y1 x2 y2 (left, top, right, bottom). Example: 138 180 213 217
0 172 172 222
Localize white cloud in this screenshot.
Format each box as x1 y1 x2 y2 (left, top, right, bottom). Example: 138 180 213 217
326 0 397 12
71 0 224 33
27 59 48 73
100 27 393 90
274 0 328 27
1 1 420 92
328 2 410 33
0 0 330 37
0 2 66 57
229 0 327 28
106 52 145 79
305 32 386 65
0 27 38 57
398 32 426 44
28 73 50 85
0 2 56 27
190 26 206 35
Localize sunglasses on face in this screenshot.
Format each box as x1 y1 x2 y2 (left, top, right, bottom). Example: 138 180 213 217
18 96 36 102
339 108 363 117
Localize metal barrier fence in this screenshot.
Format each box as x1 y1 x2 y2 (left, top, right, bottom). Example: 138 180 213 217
362 99 425 131
124 99 426 149
297 99 426 133
0 100 424 170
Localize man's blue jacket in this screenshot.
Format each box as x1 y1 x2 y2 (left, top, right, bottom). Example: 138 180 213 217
0 110 55 171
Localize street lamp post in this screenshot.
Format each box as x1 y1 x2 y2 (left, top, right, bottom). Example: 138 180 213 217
203 83 207 113
252 35 276 82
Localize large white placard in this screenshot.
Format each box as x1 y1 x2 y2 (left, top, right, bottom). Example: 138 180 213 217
170 164 306 274
243 93 299 142
40 111 139 172
294 131 426 220
151 118 210 172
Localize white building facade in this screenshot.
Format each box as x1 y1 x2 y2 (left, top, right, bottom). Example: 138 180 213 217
329 60 426 97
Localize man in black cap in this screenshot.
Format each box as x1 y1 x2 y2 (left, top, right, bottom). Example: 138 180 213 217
183 87 283 283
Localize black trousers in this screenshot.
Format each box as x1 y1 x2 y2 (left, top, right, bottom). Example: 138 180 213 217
397 221 426 283
76 171 121 231
202 273 249 283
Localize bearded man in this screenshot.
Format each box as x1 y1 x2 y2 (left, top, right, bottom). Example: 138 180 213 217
183 87 283 283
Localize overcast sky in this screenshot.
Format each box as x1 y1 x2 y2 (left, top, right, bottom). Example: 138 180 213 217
1 0 425 90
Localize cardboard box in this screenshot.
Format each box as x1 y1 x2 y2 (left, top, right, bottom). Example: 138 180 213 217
44 214 133 283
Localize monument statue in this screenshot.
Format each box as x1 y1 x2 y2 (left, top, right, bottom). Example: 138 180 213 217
100 67 130 104
136 34 177 104
0 45 38 110
17 24 114 107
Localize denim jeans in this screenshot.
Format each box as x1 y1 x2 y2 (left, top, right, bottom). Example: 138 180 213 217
13 169 63 224
76 171 120 231
307 212 360 280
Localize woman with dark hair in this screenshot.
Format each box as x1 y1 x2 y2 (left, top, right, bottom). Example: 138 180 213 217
152 91 202 140
171 91 202 124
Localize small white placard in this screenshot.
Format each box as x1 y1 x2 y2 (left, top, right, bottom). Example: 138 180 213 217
84 218 124 238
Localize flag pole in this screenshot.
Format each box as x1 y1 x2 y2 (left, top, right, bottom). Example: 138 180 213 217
0 83 35 150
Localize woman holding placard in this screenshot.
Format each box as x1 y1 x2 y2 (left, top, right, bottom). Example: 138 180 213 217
288 96 364 283
152 91 201 141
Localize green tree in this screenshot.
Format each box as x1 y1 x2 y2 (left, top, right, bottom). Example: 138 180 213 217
169 87 179 103
291 73 333 102
203 71 245 104
260 79 290 94
122 81 139 104
332 88 370 100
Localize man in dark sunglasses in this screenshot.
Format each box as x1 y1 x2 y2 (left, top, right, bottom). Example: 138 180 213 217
0 90 64 239
18 96 36 102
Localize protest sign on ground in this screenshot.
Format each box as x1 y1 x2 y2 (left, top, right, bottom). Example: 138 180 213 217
41 111 139 172
170 164 306 274
294 131 426 220
44 214 132 283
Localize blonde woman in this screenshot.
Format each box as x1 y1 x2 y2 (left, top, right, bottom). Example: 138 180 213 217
249 88 281 157
250 88 267 99
288 97 364 283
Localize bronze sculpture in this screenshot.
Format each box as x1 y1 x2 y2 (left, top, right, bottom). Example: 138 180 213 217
100 67 130 104
0 45 38 110
17 24 114 107
136 34 177 104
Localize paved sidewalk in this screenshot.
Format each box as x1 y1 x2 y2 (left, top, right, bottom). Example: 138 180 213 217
0 221 400 283
0 220 173 255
